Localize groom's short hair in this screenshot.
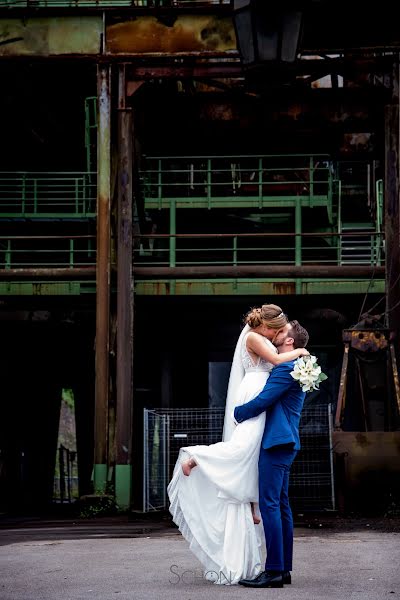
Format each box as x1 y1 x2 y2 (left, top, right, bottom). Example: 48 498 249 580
288 320 309 348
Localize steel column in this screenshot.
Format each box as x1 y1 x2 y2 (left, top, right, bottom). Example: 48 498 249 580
384 92 400 340
116 65 134 510
94 64 111 494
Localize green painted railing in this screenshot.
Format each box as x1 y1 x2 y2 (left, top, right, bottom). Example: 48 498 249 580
0 172 96 218
0 235 96 269
135 231 385 268
0 231 384 270
140 154 337 213
0 1 134 7
1 1 228 7
376 179 383 234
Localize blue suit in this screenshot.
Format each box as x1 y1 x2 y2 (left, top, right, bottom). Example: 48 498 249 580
234 361 306 573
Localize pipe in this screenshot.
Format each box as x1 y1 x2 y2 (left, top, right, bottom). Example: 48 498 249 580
0 267 96 278
133 265 385 279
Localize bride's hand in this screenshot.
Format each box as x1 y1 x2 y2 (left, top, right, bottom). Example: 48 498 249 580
299 348 310 357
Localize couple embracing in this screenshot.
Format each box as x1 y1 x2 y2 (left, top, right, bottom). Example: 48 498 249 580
168 304 310 588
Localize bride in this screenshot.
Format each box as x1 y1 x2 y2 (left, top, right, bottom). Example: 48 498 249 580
167 303 309 585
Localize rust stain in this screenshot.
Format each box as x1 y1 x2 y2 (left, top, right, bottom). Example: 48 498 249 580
0 18 102 56
354 433 371 448
342 329 389 352
106 16 236 55
200 103 239 121
273 282 296 295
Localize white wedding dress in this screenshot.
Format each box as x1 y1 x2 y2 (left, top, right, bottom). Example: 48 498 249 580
167 325 277 585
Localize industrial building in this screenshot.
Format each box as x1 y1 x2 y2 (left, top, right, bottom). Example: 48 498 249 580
0 0 399 516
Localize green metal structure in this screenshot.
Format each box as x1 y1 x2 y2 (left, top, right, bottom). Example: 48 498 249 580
0 172 96 218
1 0 211 6
0 152 384 295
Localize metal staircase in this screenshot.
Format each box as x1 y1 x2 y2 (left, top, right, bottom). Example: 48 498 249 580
340 225 379 265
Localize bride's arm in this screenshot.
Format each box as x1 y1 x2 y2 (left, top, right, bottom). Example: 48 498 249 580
246 332 309 365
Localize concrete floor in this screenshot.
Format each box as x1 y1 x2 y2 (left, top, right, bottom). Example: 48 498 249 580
0 520 399 600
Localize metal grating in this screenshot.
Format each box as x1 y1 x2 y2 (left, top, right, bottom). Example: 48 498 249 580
290 404 335 511
143 404 335 512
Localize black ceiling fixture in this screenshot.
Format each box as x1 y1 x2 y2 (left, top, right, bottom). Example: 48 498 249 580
233 0 304 67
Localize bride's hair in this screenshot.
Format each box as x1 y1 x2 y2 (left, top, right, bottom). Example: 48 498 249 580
245 304 288 330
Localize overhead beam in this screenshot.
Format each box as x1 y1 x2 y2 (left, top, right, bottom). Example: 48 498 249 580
126 57 394 81
133 265 385 279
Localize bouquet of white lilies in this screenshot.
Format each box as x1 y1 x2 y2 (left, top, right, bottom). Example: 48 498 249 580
290 355 328 393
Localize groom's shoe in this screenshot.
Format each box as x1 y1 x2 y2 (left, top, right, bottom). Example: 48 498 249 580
238 571 284 588
282 571 292 584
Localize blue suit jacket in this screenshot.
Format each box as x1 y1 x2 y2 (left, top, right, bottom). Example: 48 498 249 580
234 361 306 451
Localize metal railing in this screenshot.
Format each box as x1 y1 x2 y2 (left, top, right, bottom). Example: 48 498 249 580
135 231 385 268
53 445 78 504
0 230 384 270
141 154 337 210
376 178 383 235
0 235 96 269
1 1 230 7
0 172 96 218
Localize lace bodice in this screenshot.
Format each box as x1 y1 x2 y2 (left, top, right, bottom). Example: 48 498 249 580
241 332 277 373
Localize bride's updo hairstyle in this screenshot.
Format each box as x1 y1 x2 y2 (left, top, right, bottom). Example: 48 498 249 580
245 304 288 330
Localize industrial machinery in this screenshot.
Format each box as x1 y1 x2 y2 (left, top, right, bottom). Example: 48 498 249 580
333 318 400 513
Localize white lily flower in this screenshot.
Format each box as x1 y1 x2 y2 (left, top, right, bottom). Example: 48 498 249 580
291 355 327 393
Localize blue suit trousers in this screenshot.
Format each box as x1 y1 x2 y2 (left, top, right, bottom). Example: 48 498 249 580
259 444 297 572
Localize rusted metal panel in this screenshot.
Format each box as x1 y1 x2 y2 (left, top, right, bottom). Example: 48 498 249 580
301 280 385 295
0 17 102 56
106 15 236 55
134 279 297 296
332 431 400 512
0 282 81 295
134 278 385 296
342 329 390 352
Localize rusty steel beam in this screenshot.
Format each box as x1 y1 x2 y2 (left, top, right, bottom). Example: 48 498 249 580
115 64 134 510
94 63 111 494
389 343 400 417
133 265 385 279
0 267 96 278
0 5 232 17
127 63 242 82
125 56 395 81
385 99 400 341
335 343 349 430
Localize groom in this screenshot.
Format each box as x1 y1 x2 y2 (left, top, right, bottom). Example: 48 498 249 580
234 320 309 588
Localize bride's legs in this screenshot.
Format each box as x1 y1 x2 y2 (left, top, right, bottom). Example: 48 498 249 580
251 502 261 525
182 457 197 476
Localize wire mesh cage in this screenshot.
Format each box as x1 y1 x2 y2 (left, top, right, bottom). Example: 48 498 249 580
143 404 334 512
